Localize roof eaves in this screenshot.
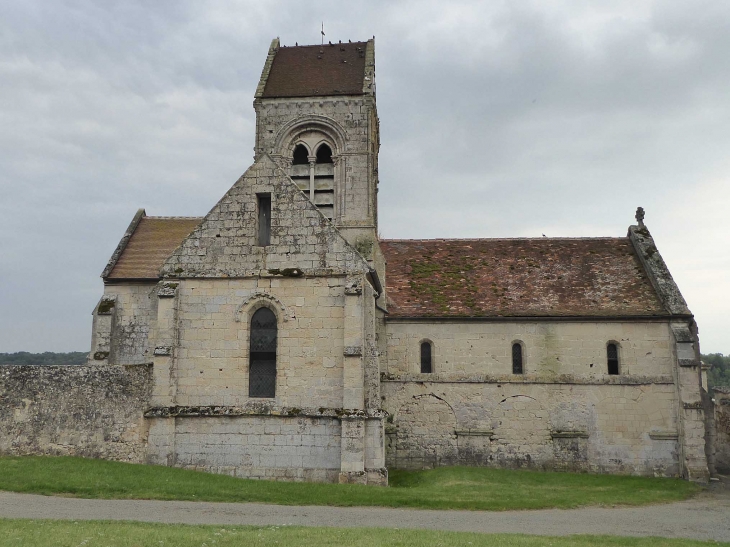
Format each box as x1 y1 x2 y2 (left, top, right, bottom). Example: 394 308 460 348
385 314 679 322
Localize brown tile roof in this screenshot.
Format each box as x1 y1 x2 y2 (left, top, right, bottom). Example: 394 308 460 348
262 42 368 98
107 217 201 280
380 238 669 318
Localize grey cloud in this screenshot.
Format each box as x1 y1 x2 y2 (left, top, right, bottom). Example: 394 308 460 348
0 0 727 352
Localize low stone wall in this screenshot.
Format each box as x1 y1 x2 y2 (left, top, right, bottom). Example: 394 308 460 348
715 388 730 474
383 379 680 477
0 364 151 463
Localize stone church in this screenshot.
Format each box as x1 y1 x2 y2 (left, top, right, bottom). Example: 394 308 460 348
84 38 711 484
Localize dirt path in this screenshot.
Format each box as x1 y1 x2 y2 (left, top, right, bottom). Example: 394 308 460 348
1 486 729 542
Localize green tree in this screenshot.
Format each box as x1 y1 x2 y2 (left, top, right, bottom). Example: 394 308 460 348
703 352 730 392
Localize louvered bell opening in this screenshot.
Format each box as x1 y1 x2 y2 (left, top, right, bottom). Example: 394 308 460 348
249 308 277 398
607 343 619 375
512 343 523 374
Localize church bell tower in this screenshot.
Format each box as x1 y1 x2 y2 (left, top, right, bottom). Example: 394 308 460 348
252 38 380 254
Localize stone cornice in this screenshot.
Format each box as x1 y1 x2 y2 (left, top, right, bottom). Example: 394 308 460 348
380 372 674 386
144 405 387 420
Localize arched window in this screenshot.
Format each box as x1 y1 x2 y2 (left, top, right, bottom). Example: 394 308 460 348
316 143 333 164
292 144 309 165
289 141 335 220
607 343 619 375
249 307 277 398
512 342 524 374
420 341 433 373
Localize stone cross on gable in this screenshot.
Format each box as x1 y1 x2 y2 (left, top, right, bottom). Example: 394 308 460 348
635 207 645 228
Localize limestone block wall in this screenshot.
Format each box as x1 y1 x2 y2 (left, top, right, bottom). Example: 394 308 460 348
382 381 679 476
160 157 370 280
385 320 674 379
254 96 378 240
0 364 151 462
163 277 346 408
382 320 682 476
147 415 342 482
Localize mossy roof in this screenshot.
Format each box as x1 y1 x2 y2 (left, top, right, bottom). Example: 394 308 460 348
380 238 669 318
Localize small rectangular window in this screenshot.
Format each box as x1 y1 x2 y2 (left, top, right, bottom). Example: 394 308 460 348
257 194 271 246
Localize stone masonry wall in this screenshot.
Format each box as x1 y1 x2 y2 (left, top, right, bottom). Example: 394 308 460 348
147 415 342 482
383 320 681 476
0 364 151 462
385 320 674 378
161 156 369 279
158 276 347 409
714 388 730 474
383 381 679 476
254 97 377 234
107 283 158 365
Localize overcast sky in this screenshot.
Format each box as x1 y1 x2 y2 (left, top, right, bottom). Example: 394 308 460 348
1 1 728 354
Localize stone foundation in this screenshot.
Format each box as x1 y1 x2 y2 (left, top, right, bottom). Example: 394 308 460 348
147 415 342 481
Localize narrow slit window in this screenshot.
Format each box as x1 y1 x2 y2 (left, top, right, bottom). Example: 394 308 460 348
512 343 523 374
249 307 277 398
257 194 271 246
607 343 619 375
420 342 432 373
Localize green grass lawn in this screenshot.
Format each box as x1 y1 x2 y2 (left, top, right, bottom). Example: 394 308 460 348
0 456 699 511
0 520 726 547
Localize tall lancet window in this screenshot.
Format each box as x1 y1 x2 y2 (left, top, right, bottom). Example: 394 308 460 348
249 307 277 398
289 139 335 220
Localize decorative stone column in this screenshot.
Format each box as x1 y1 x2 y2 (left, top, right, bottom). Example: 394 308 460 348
308 156 317 202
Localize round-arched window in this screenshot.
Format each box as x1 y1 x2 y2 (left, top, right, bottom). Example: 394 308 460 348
420 341 433 373
249 307 277 398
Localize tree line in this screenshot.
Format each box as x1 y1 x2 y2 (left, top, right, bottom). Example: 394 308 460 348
0 351 87 366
